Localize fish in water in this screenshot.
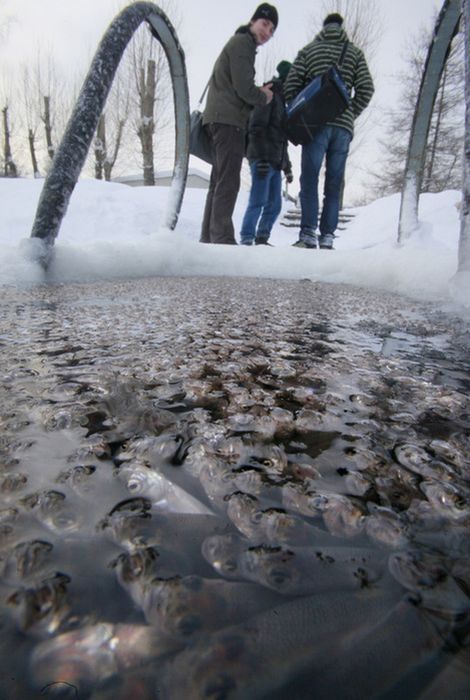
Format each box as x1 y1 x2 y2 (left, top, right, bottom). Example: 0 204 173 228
137 574 282 641
237 543 385 595
420 480 470 523
388 549 470 616
2 538 54 582
364 505 409 549
201 533 248 580
31 621 181 692
117 462 213 515
157 587 402 700
7 572 71 636
226 491 349 547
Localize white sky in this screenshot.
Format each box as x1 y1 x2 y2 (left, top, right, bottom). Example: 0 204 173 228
0 0 444 200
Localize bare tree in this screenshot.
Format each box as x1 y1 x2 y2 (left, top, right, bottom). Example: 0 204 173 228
19 66 41 177
42 95 55 161
137 54 157 185
94 113 107 180
2 105 18 177
369 21 464 198
116 1 179 184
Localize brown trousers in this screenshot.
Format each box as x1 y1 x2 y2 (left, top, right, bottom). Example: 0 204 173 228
200 123 246 244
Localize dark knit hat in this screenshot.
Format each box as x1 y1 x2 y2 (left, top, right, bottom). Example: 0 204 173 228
251 3 279 29
276 60 292 82
323 13 344 26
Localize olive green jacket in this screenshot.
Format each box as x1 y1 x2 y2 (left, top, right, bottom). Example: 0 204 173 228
203 26 267 130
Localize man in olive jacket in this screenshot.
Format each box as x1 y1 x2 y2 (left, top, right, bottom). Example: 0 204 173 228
284 13 374 249
200 4 277 245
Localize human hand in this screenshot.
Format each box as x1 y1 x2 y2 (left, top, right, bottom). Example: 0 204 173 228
285 171 294 184
256 160 270 178
260 83 273 103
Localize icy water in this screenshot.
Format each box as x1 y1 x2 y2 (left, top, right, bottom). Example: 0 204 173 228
0 276 469 699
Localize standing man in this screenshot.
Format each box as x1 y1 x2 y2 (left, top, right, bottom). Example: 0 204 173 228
284 13 374 249
201 4 278 245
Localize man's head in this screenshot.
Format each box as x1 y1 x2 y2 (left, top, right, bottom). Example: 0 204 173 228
251 3 278 28
250 3 278 44
323 13 344 27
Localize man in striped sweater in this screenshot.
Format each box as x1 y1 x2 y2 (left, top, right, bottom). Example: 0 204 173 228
284 13 374 249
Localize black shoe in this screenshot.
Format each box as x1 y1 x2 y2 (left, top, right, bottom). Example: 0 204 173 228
240 241 253 246
319 244 334 250
255 240 273 246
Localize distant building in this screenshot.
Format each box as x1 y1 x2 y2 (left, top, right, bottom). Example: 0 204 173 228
113 167 210 189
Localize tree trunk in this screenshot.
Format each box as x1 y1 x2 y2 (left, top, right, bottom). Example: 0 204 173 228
458 0 470 273
94 113 107 180
28 128 40 178
104 118 125 182
43 95 55 161
137 58 156 186
2 106 18 177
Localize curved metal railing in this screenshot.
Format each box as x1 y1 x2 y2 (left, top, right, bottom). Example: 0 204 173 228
30 2 189 249
398 0 461 243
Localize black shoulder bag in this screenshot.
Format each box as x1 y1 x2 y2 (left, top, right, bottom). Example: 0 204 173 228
189 79 213 165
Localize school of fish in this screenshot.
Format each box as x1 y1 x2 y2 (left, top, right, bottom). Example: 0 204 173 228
0 276 469 698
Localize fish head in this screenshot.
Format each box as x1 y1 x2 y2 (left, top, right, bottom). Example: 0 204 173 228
6 539 54 581
420 480 470 521
146 575 221 639
8 572 71 635
261 508 298 544
322 494 366 537
388 550 448 590
97 497 152 545
201 534 243 579
241 545 298 594
111 546 160 584
226 492 261 538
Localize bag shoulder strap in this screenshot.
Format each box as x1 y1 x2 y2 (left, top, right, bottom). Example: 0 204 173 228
336 41 349 68
197 77 212 108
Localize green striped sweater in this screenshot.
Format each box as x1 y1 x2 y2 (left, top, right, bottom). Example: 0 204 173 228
284 24 374 136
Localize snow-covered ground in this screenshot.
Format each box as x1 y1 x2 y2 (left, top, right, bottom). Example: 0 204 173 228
0 176 467 310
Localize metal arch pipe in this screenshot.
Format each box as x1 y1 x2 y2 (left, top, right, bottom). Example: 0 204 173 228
30 1 189 247
397 0 461 244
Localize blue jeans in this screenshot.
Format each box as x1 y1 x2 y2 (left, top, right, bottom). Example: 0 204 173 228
240 162 282 244
299 126 352 245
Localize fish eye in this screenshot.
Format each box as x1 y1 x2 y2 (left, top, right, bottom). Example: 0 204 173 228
251 511 263 523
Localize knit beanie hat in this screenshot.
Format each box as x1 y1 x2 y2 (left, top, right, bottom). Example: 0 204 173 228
251 3 279 29
276 60 292 82
323 13 343 26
